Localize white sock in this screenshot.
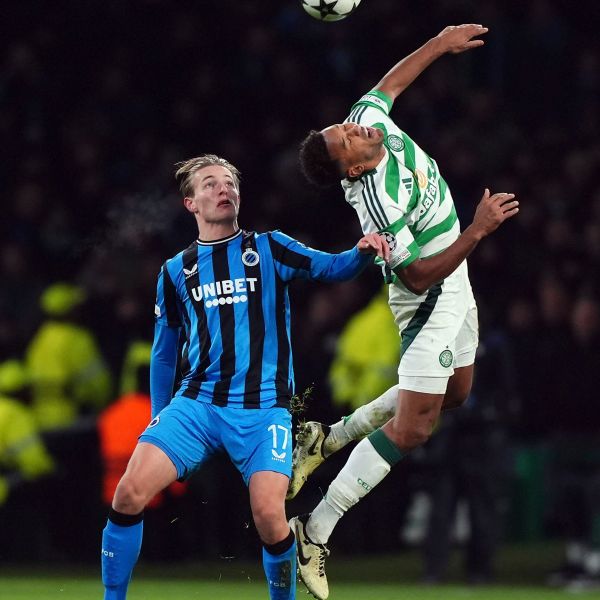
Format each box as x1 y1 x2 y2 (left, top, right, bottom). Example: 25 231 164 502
324 385 398 456
306 436 393 544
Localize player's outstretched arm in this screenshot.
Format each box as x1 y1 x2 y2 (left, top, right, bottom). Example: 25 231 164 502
376 24 488 102
394 189 518 295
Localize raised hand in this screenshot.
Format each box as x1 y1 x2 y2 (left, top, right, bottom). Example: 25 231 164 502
357 232 390 262
471 188 519 239
436 24 489 55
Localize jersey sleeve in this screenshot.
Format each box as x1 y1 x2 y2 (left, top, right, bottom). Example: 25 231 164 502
355 170 420 269
154 262 182 328
381 217 420 270
347 89 393 120
267 231 372 283
150 322 180 418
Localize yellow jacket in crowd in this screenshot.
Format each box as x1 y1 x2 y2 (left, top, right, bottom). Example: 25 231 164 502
329 286 399 411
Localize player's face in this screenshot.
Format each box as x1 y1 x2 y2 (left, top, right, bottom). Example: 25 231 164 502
322 123 384 178
184 165 240 225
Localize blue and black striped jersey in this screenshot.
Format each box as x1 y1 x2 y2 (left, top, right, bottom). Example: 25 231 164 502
153 229 371 411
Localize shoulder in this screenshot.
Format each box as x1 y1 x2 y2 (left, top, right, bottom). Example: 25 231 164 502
265 229 291 242
348 90 393 121
162 246 191 278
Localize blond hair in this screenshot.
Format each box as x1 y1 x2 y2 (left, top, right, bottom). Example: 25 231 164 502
174 154 241 197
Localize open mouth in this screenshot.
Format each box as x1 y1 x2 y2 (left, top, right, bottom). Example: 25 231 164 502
217 199 232 208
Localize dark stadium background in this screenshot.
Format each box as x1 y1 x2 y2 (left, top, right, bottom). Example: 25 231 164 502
1 0 599 586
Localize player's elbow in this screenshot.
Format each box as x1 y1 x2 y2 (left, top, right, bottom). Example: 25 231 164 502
406 280 428 296
396 270 427 295
394 262 431 295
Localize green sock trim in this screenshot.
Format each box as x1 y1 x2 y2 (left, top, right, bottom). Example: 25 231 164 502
368 429 404 466
343 414 352 425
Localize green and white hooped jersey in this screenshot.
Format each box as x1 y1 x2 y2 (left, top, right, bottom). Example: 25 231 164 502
342 90 460 281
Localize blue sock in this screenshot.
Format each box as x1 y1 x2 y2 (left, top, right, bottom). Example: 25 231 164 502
101 510 144 600
262 530 297 600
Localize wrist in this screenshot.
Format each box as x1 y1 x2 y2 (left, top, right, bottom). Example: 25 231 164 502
464 224 485 243
429 35 448 57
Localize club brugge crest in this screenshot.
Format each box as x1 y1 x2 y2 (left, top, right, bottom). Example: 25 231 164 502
242 248 260 267
387 134 405 152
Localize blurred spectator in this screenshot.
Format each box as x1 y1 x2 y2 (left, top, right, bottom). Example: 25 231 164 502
0 360 55 561
329 285 399 411
25 283 112 430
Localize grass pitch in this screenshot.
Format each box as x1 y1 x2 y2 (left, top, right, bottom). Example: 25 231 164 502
0 578 594 600
1 546 597 599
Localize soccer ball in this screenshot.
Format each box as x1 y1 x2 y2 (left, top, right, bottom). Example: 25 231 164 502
301 0 362 22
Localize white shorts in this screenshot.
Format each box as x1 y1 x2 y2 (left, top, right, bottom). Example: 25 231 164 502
389 260 479 394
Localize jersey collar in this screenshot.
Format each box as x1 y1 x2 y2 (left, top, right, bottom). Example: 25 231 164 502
196 229 242 246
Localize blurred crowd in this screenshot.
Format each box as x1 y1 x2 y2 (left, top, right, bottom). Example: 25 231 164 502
1 0 599 587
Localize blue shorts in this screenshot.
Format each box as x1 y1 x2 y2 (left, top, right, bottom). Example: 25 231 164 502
139 397 292 485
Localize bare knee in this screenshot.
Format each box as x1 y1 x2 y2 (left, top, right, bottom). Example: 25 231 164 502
112 476 148 514
444 366 473 410
252 502 287 545
386 420 432 450
384 394 442 450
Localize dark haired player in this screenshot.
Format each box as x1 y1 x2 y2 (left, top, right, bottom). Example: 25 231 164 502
290 25 519 600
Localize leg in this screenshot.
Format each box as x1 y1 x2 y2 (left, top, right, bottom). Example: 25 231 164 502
229 407 296 600
288 365 472 500
250 471 296 600
442 364 474 411
287 385 399 500
294 386 445 599
309 387 446 543
102 442 177 600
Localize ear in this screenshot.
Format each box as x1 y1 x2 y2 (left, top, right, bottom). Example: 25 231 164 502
347 163 365 179
183 196 197 213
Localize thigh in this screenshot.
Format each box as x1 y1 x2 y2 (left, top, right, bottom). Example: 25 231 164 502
118 441 179 501
443 364 474 410
139 398 220 480
221 407 292 485
395 388 445 423
383 388 444 450
248 470 289 512
248 470 290 543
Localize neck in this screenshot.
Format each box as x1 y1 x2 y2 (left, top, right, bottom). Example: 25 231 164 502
197 219 239 242
366 146 386 170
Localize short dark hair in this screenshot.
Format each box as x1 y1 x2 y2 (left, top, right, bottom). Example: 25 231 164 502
299 130 343 188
